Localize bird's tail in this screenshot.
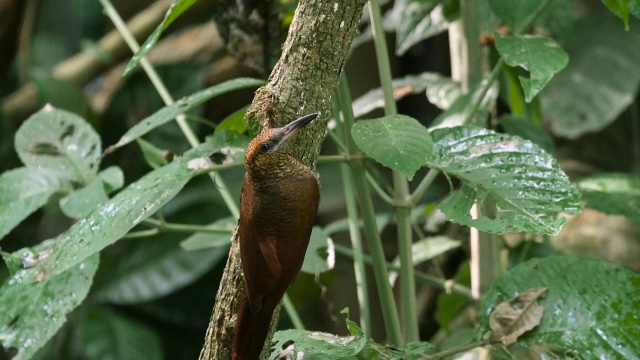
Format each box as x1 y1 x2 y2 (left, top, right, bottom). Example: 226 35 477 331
232 292 276 360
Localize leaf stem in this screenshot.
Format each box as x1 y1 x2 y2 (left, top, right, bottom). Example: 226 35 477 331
333 244 474 300
425 339 491 359
282 294 305 330
142 218 233 234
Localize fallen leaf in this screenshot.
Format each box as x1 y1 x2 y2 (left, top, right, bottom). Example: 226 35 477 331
489 287 548 346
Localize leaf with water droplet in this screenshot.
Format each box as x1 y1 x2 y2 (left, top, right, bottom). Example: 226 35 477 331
8 141 218 284
15 107 101 184
481 256 640 357
429 126 581 235
0 254 98 360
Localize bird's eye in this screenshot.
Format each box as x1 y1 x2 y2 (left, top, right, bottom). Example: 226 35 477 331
260 142 271 152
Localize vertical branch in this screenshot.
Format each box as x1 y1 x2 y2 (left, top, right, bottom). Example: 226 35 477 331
199 1 368 359
368 0 418 342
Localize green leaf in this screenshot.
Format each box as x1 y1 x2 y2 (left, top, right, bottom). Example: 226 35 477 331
577 173 640 222
352 72 447 117
270 328 366 359
436 263 471 331
123 0 200 76
499 115 555 155
602 0 630 28
393 0 449 55
424 76 462 110
430 79 499 128
488 0 572 35
98 166 125 192
104 78 264 154
9 141 218 284
83 307 162 360
481 256 640 358
59 177 109 219
352 115 433 180
541 17 640 138
0 167 69 241
389 236 461 284
495 34 568 103
301 227 333 274
215 105 249 134
0 254 99 360
137 138 170 169
15 106 102 184
93 236 227 304
179 217 235 251
428 126 582 235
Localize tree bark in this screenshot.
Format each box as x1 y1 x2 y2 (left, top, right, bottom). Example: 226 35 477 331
199 1 367 359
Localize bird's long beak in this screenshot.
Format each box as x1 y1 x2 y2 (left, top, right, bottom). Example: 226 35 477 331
279 113 319 144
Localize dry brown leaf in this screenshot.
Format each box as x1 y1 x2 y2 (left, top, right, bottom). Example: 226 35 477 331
489 287 548 346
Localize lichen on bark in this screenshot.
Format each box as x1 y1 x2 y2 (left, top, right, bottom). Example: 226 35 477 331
198 1 367 359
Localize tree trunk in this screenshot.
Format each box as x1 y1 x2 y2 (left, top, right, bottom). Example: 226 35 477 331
198 1 367 359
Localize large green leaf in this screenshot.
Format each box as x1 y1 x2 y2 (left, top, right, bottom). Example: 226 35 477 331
495 34 568 103
83 307 162 360
0 168 69 241
15 106 102 184
428 126 582 235
104 78 264 154
0 254 99 360
123 0 199 76
541 17 640 138
481 256 640 358
577 173 640 222
8 141 218 284
351 115 433 180
93 236 228 304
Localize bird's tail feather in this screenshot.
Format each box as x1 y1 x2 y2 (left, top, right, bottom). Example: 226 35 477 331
232 292 276 360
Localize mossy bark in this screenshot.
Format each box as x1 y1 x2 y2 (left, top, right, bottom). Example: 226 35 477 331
198 1 367 359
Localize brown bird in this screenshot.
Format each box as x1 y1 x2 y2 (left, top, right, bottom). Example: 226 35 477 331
232 113 320 360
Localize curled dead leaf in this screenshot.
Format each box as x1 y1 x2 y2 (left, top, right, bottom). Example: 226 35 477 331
489 287 548 346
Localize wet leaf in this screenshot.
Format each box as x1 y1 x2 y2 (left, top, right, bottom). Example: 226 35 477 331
59 177 109 219
15 106 101 184
0 255 99 360
429 126 582 234
8 141 217 284
481 256 640 358
352 115 433 180
489 287 547 346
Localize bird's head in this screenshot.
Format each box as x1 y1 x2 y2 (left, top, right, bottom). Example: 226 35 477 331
245 113 319 175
